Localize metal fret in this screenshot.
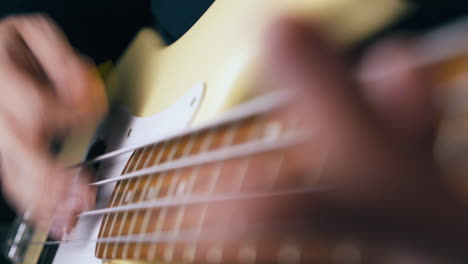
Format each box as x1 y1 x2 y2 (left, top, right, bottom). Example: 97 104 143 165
94 111 306 261
98 149 140 258
163 129 225 262
232 117 263 193
114 144 154 259
263 119 287 190
233 117 283 264
266 118 299 264
178 168 200 263
72 91 290 170
132 141 170 259
143 142 181 260
162 135 197 262
195 124 239 264
147 131 215 261
133 140 181 260
120 144 158 258
178 130 216 263
216 121 261 264
95 150 136 256
105 149 144 259
90 132 305 187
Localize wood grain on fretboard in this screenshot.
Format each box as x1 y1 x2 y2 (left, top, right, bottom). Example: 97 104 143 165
94 108 343 263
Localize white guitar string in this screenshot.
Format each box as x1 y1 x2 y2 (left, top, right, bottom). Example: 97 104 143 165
28 186 331 247
70 28 468 172
81 186 331 217
68 91 292 170
89 132 307 186
72 37 468 181
30 220 301 247
33 229 204 246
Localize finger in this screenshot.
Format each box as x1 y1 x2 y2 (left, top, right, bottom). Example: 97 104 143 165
0 109 90 231
358 37 436 146
50 172 95 239
262 18 387 176
5 15 107 122
263 18 371 135
0 121 95 232
0 146 69 230
261 18 427 212
0 70 81 148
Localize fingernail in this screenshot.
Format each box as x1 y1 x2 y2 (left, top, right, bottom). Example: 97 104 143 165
49 224 63 240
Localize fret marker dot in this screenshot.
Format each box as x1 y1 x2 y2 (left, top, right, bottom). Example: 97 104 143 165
277 243 301 264
147 187 157 199
264 122 282 141
124 190 134 203
176 180 186 196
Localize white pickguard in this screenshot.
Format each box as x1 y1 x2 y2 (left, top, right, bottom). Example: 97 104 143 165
51 83 204 264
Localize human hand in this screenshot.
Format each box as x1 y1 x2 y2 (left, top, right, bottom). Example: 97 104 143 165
0 15 107 238
259 18 468 255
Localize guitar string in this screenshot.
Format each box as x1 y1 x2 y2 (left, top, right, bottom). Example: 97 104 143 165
95 148 136 256
67 91 291 170
200 117 258 263
80 187 332 217
184 123 240 263
88 132 307 186
9 22 468 258
157 134 199 262
76 132 307 220
30 221 307 247
56 122 324 251
131 141 168 259
77 43 468 188
121 143 158 259
53 95 310 250
101 147 142 257
145 137 191 260
110 140 180 259
30 228 239 246
172 130 216 262
65 37 468 173
40 39 468 251
111 146 149 258
28 186 331 247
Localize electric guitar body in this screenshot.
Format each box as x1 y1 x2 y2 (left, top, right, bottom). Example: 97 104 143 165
11 0 468 263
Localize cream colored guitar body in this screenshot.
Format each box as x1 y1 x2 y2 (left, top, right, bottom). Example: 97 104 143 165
19 0 407 263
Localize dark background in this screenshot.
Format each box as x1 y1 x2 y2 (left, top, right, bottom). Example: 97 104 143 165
0 0 467 263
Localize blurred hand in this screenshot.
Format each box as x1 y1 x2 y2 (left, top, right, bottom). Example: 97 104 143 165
260 18 468 254
0 15 107 238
